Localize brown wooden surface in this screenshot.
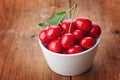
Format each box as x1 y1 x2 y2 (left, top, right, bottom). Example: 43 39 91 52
0 0 120 80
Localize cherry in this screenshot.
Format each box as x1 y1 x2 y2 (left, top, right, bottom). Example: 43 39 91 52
60 20 75 33
89 24 101 38
75 17 92 32
61 33 75 48
80 36 95 49
48 39 62 53
46 25 62 40
72 29 84 40
61 48 67 54
39 29 50 43
40 19 100 54
67 45 83 54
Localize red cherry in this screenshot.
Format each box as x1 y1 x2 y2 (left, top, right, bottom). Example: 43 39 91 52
60 20 75 33
80 37 95 49
61 33 75 48
39 29 50 43
61 48 67 54
46 25 62 40
72 29 84 40
48 39 62 53
75 17 92 32
67 45 83 54
89 24 101 38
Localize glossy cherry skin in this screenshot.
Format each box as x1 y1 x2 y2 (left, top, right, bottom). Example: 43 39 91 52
67 45 83 54
80 36 95 49
75 17 92 32
72 29 84 40
60 20 75 33
48 39 62 53
39 29 50 43
61 48 67 54
46 25 62 40
89 24 101 38
61 33 75 48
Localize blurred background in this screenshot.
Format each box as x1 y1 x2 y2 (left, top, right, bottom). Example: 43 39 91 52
0 0 120 80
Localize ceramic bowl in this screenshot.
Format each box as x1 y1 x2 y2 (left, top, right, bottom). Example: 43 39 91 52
39 38 100 76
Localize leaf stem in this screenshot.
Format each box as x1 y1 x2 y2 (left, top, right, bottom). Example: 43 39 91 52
68 4 77 33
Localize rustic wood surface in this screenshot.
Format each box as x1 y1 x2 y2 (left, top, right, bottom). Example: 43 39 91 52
0 0 120 80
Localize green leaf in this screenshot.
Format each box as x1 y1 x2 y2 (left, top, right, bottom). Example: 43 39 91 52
38 4 77 27
39 22 49 27
38 11 67 27
48 11 67 25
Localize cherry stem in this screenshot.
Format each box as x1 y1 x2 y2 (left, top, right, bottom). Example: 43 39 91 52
68 4 77 33
66 4 77 14
56 4 77 25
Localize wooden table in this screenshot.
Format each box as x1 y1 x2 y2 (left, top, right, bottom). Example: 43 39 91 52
0 0 120 80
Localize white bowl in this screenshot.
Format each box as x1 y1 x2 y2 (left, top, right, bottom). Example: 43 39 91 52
39 38 100 76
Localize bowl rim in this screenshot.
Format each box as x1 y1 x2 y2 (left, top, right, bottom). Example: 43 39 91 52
39 38 100 57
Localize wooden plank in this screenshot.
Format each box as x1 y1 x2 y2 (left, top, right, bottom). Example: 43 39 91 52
1 0 120 80
0 0 70 80
71 0 120 80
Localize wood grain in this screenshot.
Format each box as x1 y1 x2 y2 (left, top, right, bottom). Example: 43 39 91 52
71 0 120 80
0 0 69 80
0 0 120 80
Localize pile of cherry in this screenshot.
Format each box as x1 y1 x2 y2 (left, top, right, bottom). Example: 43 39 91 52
39 17 101 54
